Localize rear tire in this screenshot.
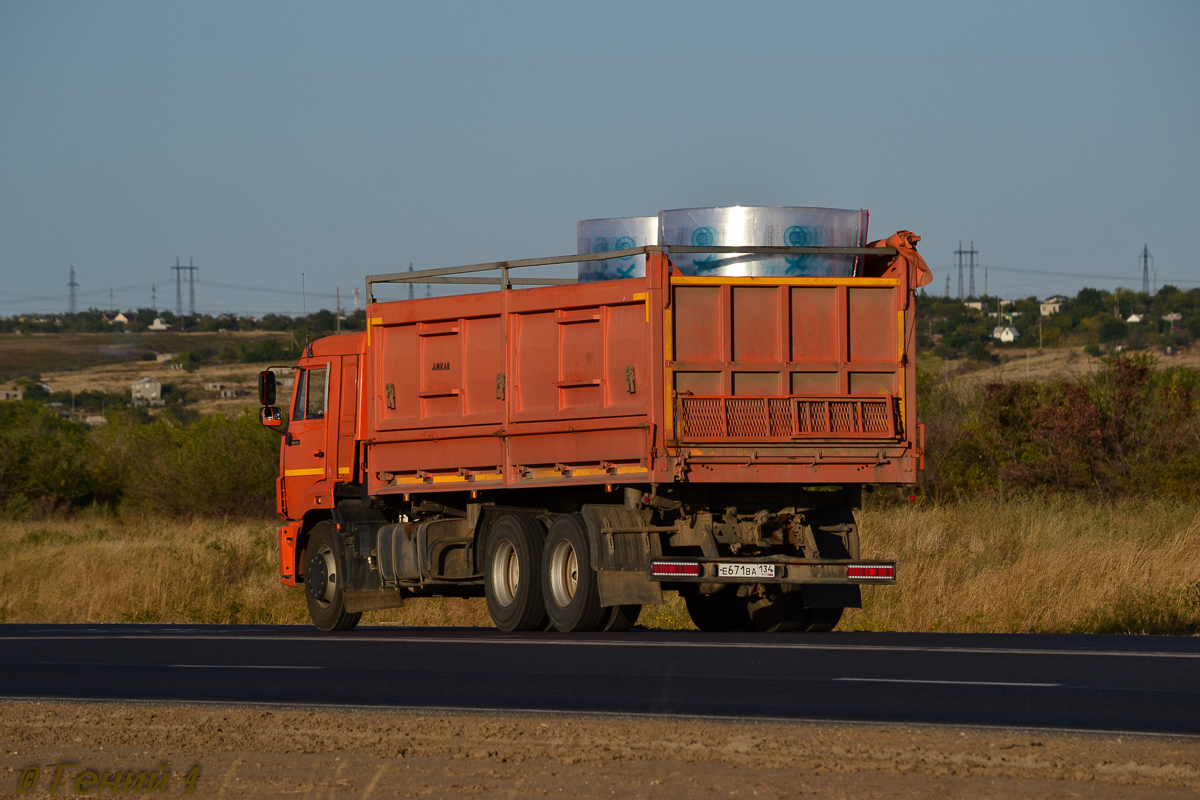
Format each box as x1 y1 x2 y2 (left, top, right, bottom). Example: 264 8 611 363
484 515 549 632
683 588 753 632
800 607 844 632
304 522 362 632
601 604 641 632
746 587 806 633
542 514 607 633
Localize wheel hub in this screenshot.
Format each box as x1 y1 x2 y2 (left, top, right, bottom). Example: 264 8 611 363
306 547 337 604
491 540 519 607
548 540 578 608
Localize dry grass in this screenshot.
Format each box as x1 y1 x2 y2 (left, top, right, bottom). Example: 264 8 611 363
0 513 482 627
845 497 1200 634
2 499 1198 634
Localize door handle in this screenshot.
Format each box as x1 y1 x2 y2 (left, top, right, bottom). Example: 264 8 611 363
314 451 325 458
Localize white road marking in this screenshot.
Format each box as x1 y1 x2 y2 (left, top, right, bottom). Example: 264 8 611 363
168 664 323 670
3 633 1199 660
3 661 323 670
835 678 1060 687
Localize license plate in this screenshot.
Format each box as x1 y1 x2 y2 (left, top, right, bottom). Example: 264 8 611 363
716 563 777 579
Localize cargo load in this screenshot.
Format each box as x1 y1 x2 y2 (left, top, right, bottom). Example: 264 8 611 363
576 216 657 282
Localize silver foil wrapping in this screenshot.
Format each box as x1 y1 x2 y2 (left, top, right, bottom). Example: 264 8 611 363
658 206 868 277
576 216 658 282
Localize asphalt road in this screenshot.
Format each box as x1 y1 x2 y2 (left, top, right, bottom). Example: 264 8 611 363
2 625 1198 735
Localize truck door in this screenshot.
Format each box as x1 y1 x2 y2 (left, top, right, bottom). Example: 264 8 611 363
334 355 358 481
283 364 330 504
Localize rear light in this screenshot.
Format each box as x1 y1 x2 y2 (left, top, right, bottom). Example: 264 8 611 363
650 561 702 577
847 564 895 581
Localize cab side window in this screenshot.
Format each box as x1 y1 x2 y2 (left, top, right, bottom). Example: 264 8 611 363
292 369 307 422
305 367 328 420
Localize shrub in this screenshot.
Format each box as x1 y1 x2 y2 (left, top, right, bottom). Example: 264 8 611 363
91 412 279 517
919 355 1200 502
0 403 96 516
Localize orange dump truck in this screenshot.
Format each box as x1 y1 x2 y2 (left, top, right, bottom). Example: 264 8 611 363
259 236 928 633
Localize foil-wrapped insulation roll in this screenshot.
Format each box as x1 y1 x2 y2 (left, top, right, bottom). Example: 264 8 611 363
576 217 659 282
658 206 868 277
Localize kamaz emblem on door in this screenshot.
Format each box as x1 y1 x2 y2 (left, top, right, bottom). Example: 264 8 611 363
432 362 451 371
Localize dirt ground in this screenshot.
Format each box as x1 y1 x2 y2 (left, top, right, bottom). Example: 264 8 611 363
1 702 1197 798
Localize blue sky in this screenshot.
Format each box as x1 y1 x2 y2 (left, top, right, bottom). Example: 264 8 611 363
1 1 1196 315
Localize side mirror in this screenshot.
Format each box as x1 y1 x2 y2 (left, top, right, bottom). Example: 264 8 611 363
260 406 283 428
258 370 277 405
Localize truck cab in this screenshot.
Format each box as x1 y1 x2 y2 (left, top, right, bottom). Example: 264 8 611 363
265 333 364 585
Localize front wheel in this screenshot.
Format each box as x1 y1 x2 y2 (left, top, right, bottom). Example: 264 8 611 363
484 515 549 632
304 522 362 632
542 514 607 632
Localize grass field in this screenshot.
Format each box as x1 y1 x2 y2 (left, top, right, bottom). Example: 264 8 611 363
2 498 1198 634
0 330 290 382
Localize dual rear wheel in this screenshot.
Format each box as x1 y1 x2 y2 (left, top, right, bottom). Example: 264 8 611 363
685 586 844 632
484 513 641 633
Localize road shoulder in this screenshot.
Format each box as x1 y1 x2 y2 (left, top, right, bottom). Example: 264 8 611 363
2 700 1198 798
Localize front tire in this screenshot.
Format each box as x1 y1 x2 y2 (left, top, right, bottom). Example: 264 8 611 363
542 514 607 632
304 522 362 632
484 515 549 632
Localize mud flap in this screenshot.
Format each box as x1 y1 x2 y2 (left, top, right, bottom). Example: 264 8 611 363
597 570 664 607
278 521 303 586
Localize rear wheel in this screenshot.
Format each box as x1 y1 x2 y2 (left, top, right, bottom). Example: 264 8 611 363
304 522 362 632
800 607 844 632
601 604 642 632
746 587 806 633
484 515 549 631
683 588 753 632
542 514 607 632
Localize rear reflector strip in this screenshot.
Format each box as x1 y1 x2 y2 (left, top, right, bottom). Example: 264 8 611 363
847 564 895 581
650 561 702 577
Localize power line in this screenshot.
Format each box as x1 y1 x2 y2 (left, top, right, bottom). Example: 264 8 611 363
170 258 199 315
67 266 78 314
947 263 1200 287
955 241 978 299
1140 244 1153 295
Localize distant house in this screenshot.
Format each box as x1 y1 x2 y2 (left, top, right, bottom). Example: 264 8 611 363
131 377 164 407
1040 297 1063 316
148 317 171 331
1127 312 1144 323
220 388 241 399
110 312 137 325
993 326 1021 343
0 384 23 401
964 301 984 311
203 382 225 391
269 368 294 390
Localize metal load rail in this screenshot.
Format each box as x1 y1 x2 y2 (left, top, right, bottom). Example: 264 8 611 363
365 244 898 300
676 394 899 441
